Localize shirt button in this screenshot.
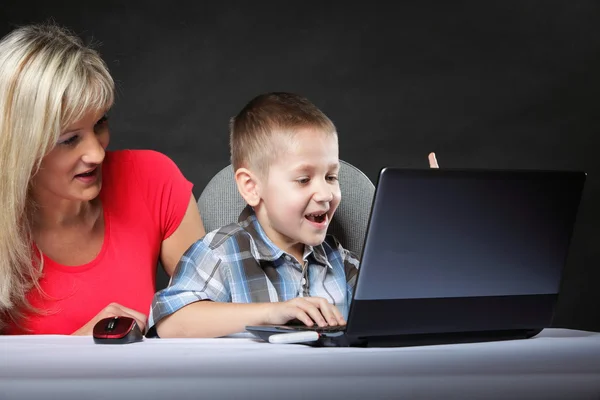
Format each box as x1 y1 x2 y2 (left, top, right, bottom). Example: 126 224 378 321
301 278 306 285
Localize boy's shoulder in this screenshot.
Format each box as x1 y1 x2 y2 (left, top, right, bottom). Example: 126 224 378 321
201 222 254 253
321 234 361 263
181 222 258 271
321 234 342 255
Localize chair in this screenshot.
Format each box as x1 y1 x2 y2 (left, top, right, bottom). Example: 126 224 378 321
197 160 375 256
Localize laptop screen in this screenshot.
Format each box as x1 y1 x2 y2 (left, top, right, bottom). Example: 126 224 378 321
354 169 585 301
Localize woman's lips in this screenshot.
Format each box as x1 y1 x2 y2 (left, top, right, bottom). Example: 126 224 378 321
74 168 98 183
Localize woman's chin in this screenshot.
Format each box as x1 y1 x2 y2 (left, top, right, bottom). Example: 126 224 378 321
72 182 102 202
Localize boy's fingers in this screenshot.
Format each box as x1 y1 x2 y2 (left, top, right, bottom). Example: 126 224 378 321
292 310 315 327
428 152 439 168
304 297 344 326
321 303 345 326
329 305 346 326
317 298 339 326
296 301 327 327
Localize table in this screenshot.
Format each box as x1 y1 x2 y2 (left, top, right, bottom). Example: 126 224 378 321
1 329 599 399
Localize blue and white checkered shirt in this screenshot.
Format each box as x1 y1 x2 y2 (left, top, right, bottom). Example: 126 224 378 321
147 205 360 335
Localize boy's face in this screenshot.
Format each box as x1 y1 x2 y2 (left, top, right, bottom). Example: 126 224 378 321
255 128 341 259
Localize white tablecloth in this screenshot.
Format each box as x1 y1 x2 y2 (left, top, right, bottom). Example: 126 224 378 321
1 328 599 400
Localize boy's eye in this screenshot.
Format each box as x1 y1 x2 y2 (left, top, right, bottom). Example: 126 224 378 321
327 175 339 182
296 178 310 185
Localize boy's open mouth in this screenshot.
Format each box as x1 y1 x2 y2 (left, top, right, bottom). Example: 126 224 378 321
305 212 327 223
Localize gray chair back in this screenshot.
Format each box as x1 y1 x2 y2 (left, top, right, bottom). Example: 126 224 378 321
197 160 375 256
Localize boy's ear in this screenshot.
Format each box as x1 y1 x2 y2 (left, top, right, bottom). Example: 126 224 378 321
235 167 261 207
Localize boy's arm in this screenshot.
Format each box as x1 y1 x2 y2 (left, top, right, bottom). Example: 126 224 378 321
150 239 346 338
157 296 345 338
156 301 269 338
147 238 233 336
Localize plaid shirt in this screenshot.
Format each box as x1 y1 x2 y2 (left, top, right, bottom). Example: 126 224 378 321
147 205 360 335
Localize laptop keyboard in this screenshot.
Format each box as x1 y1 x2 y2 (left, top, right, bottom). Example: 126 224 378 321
285 322 345 333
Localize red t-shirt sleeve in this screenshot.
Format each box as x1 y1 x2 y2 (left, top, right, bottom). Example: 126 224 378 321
130 150 194 240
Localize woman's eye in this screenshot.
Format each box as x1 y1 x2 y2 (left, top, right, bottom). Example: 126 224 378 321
95 115 108 127
58 135 78 146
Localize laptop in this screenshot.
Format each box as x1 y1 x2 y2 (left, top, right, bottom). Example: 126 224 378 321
246 167 586 347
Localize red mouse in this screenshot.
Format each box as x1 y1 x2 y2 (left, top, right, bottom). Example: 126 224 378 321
93 316 144 344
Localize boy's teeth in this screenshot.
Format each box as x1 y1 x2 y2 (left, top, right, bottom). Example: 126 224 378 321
306 213 326 223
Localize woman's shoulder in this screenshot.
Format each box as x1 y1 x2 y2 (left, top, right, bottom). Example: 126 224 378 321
101 149 191 208
104 149 182 180
105 149 175 168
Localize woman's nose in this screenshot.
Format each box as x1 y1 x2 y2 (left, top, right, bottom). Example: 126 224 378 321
80 134 106 164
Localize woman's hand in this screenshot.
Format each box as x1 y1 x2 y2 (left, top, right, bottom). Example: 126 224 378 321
71 303 147 336
265 297 346 327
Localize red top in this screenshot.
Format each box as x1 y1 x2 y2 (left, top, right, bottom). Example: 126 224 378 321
6 150 193 335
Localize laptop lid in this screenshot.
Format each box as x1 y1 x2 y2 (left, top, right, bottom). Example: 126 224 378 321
345 168 586 339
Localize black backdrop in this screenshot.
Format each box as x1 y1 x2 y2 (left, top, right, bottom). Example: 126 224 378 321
3 1 599 332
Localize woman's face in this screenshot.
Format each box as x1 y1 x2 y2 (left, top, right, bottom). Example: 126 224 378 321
30 109 110 204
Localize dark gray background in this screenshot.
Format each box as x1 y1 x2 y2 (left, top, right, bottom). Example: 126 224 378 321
3 1 599 332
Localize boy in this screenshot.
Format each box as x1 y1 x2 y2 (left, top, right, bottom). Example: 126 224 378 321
146 92 359 338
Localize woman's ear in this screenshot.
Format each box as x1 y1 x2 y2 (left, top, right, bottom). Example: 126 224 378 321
235 167 261 207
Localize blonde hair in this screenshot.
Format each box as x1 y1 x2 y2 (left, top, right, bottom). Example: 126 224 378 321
229 92 337 178
0 23 114 332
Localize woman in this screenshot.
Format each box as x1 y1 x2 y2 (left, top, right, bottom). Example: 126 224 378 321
0 23 205 335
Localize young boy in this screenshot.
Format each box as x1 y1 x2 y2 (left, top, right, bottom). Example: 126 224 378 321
146 92 360 338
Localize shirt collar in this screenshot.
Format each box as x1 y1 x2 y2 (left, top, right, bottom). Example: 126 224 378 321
238 205 331 268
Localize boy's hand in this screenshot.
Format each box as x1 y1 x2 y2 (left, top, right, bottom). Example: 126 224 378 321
267 297 346 328
428 152 439 168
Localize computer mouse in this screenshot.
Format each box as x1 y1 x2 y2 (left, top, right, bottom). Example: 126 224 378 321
92 316 144 344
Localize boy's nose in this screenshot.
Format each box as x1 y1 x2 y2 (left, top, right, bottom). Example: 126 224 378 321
314 182 334 202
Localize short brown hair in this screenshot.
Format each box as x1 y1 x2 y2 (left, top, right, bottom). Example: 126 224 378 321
229 92 337 177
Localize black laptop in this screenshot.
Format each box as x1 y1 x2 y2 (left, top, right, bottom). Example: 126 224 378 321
246 167 586 347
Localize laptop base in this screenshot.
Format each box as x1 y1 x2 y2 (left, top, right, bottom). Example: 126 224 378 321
245 325 542 348
362 328 542 348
